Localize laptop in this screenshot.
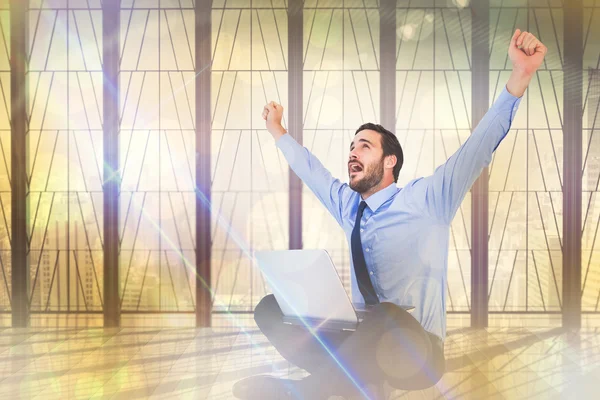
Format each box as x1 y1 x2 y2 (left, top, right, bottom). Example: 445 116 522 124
254 249 414 332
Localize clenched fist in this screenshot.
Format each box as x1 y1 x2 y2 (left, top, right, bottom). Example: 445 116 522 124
506 29 547 98
262 101 287 139
509 29 547 76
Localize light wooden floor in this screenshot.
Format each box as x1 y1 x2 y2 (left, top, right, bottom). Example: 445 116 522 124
0 315 599 399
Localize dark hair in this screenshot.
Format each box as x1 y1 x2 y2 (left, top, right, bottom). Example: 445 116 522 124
354 123 403 182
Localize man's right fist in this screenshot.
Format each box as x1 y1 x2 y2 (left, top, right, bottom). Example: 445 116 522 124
262 101 286 137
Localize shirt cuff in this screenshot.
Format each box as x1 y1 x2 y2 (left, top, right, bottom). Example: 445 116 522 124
491 85 522 122
275 133 299 165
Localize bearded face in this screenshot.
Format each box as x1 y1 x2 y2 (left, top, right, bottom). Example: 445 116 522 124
348 154 385 193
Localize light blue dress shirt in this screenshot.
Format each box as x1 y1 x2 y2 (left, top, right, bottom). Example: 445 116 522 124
275 87 522 340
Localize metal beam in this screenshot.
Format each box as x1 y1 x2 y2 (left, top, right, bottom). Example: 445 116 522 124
196 0 212 327
563 0 582 330
380 0 396 131
288 0 303 250
11 0 29 328
103 0 121 327
471 0 490 328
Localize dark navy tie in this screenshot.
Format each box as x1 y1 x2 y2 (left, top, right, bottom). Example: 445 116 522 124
351 201 379 305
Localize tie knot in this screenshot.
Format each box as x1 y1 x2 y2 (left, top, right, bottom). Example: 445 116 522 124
358 201 368 214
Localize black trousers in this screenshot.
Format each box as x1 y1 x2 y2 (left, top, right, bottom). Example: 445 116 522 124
254 294 445 392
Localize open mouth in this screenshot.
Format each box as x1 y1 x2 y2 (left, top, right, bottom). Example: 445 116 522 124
349 162 363 175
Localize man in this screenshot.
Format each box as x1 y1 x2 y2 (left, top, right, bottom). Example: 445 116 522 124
234 29 547 399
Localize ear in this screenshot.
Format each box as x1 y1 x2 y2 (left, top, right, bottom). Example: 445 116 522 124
385 154 397 169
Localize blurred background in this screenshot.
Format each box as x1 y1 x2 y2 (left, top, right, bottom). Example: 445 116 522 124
0 0 599 327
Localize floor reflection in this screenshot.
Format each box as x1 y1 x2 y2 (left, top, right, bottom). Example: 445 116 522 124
0 314 598 399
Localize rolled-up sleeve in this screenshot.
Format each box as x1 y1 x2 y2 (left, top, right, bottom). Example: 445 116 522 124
276 133 352 227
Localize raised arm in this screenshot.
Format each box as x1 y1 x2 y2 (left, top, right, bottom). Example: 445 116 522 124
263 102 352 227
406 29 547 224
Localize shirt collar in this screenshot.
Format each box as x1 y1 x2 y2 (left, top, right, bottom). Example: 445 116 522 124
361 182 399 213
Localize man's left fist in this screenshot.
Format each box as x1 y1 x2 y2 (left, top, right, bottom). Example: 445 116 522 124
508 29 547 75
